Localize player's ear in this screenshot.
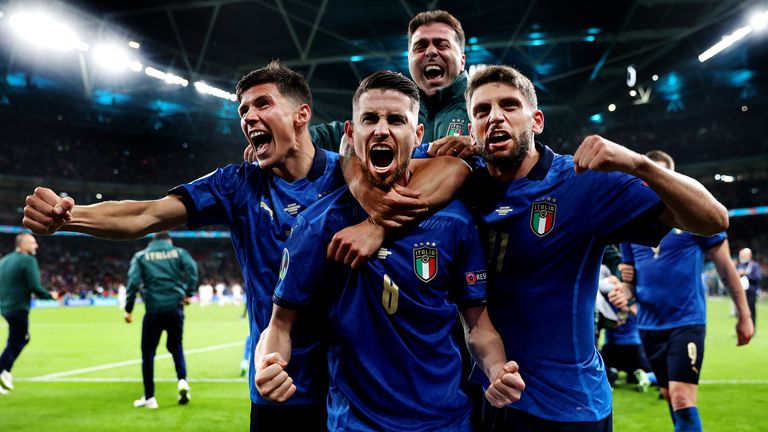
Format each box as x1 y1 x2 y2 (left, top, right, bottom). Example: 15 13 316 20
414 123 424 152
532 110 544 135
294 103 311 128
469 122 477 147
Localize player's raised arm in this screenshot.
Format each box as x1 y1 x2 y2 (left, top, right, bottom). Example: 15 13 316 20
460 305 524 408
707 239 754 346
572 135 728 236
23 187 188 240
254 305 299 403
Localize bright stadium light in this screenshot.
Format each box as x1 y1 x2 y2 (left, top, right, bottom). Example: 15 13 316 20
128 61 143 72
144 67 187 86
9 11 89 52
93 44 131 71
751 10 768 31
608 103 616 112
194 81 237 102
128 40 140 49
629 89 637 97
699 25 752 62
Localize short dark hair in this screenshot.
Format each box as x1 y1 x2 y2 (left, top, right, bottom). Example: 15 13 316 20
235 60 312 107
408 10 465 50
154 231 171 241
465 65 538 111
352 71 420 113
645 150 675 171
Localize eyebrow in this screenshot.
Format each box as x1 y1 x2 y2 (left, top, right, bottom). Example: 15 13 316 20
359 111 409 121
412 36 451 46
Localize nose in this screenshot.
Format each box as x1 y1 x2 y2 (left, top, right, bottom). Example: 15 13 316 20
489 104 505 124
242 107 259 124
425 43 438 58
373 119 390 139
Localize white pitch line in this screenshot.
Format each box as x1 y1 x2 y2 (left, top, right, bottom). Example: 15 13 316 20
16 377 246 383
29 341 244 381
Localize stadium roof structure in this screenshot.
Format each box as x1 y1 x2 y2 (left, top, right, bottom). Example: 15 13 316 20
1 0 766 136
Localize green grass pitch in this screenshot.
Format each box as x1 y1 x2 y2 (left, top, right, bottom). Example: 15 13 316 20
0 299 765 431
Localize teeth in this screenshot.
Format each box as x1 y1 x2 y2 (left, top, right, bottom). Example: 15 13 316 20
425 65 442 72
371 144 391 151
250 131 266 138
490 131 509 138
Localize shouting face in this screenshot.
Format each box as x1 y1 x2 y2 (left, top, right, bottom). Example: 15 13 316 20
348 89 424 189
408 22 465 97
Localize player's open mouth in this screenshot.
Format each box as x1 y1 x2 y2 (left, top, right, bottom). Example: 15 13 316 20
423 64 444 81
487 130 512 147
250 130 273 155
369 144 395 172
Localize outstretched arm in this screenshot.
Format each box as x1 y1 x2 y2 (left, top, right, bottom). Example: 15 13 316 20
572 135 728 235
460 306 524 407
24 187 188 240
254 305 299 402
707 239 753 346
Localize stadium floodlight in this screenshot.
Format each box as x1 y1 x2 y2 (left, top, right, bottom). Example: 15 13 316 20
128 41 140 49
93 44 131 71
128 61 143 72
9 11 89 52
629 89 637 97
698 25 752 62
194 81 237 102
144 67 188 86
652 74 659 81
751 10 768 31
608 104 616 112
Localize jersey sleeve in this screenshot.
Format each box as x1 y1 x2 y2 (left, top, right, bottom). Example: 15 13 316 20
619 243 635 264
310 121 345 152
168 164 242 229
697 231 727 250
590 171 670 246
25 257 51 300
125 254 143 313
273 214 328 309
179 249 199 297
449 210 487 309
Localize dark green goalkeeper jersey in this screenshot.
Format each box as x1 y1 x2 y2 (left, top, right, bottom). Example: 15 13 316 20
125 239 198 313
0 252 52 315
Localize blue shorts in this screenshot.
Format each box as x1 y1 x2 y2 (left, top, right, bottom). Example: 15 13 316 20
481 403 612 432
640 325 705 388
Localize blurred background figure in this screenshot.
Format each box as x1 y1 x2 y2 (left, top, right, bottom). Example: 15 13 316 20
0 233 57 394
737 248 762 331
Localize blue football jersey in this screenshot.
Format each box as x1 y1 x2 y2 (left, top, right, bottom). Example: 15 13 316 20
605 312 641 346
275 187 487 431
621 230 726 330
471 143 669 422
169 148 344 405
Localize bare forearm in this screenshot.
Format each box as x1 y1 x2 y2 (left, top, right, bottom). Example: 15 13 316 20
408 156 471 209
256 324 292 362
466 324 508 380
65 199 186 240
718 262 751 318
631 156 728 235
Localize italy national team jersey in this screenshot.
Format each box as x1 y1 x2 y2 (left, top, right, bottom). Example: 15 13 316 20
169 148 344 405
605 312 642 345
274 187 487 431
471 143 670 422
620 230 726 330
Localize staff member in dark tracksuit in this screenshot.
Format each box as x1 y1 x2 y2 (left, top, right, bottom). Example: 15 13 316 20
124 231 198 409
0 233 56 395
